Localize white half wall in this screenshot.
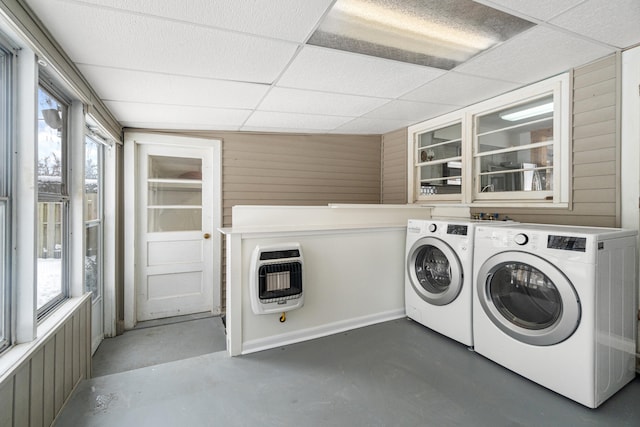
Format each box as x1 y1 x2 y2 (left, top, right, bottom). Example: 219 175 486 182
222 205 437 355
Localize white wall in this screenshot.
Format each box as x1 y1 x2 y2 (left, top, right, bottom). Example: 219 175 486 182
223 204 459 355
238 228 406 354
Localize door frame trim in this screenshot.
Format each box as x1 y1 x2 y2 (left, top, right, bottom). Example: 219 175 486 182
123 132 222 330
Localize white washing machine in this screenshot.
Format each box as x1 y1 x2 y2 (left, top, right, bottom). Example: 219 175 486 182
473 223 637 408
405 219 477 347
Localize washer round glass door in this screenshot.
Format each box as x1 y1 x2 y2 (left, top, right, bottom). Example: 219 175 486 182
476 251 581 346
407 237 462 306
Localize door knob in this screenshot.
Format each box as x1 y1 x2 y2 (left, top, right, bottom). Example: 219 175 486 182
203 233 211 239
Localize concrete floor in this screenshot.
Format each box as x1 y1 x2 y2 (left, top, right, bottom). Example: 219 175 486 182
55 318 640 426
91 315 227 377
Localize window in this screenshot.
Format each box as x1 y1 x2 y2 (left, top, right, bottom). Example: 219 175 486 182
473 94 555 200
0 41 11 352
37 84 68 316
412 119 463 201
85 136 103 302
408 74 570 206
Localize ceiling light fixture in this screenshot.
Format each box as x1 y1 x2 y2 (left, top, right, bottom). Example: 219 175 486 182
500 102 554 121
308 0 535 70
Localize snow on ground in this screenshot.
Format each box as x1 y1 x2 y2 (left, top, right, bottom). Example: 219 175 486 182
37 258 62 309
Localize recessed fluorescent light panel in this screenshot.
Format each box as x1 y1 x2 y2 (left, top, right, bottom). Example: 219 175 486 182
500 101 554 121
308 0 535 70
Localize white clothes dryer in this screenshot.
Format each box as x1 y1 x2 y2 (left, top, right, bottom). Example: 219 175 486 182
405 219 476 347
473 223 637 408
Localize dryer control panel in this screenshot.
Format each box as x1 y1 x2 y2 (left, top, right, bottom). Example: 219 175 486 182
547 235 587 252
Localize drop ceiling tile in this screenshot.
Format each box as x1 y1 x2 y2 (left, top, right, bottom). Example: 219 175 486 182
363 100 457 122
259 87 388 117
473 0 584 21
104 101 251 129
78 65 270 109
244 111 353 131
26 1 298 83
65 0 333 42
401 72 520 106
332 118 413 134
550 0 640 49
454 26 614 84
278 46 446 98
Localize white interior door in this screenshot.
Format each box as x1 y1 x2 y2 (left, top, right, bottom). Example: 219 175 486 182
136 142 216 321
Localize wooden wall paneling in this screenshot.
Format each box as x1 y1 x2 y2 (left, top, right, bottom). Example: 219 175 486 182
30 348 44 427
79 305 87 381
54 327 65 415
573 133 616 152
573 175 616 190
381 127 408 204
63 322 73 397
43 340 55 426
573 105 615 126
0 376 13 427
13 363 30 427
0 297 92 427
85 302 91 378
72 312 80 385
573 147 616 164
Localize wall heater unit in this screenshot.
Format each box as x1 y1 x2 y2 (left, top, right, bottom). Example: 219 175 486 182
249 243 304 315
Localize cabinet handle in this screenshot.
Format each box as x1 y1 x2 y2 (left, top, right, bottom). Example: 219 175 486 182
203 233 211 239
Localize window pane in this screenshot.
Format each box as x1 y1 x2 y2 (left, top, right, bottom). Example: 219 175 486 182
37 87 66 195
477 95 553 154
148 181 202 206
85 138 101 221
416 122 462 197
148 155 201 180
478 147 553 192
37 202 64 309
419 162 462 196
85 224 100 301
418 123 461 149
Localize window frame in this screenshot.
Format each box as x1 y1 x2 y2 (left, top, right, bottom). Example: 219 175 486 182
468 75 570 205
36 81 70 319
84 134 104 303
407 73 571 207
407 110 467 203
0 38 13 353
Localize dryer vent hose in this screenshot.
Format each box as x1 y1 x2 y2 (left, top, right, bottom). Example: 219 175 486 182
280 312 286 323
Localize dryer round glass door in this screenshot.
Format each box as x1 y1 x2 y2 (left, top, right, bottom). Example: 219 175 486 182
476 251 581 346
407 237 463 306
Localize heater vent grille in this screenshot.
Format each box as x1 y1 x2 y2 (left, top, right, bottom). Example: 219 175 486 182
258 262 302 302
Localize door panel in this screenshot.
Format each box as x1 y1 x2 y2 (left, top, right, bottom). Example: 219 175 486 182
137 143 214 321
406 237 462 306
147 240 203 266
476 251 581 346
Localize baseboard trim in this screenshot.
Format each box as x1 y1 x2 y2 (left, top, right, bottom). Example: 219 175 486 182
241 309 406 355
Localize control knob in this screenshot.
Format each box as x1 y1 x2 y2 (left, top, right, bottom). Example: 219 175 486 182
428 223 437 232
514 233 529 245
